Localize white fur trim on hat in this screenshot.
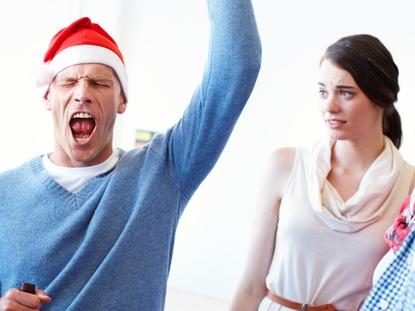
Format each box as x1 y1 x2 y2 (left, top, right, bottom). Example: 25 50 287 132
37 45 128 99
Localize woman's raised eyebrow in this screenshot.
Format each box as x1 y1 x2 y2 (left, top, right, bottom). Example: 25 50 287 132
317 82 355 89
335 85 354 89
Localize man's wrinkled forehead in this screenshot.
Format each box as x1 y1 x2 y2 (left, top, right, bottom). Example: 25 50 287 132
54 63 118 81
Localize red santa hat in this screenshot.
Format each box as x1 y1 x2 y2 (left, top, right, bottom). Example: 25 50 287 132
37 17 128 99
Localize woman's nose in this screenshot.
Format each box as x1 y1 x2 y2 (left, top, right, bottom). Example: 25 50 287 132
323 95 340 113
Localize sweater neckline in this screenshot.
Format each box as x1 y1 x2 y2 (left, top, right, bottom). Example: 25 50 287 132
30 156 108 207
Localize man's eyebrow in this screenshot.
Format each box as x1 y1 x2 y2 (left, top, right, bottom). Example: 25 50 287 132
85 74 114 80
57 75 113 82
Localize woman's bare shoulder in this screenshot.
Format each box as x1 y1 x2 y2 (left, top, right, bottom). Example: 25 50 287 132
269 147 296 173
258 147 297 201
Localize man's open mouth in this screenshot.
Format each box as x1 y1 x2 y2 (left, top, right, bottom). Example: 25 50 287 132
70 112 96 140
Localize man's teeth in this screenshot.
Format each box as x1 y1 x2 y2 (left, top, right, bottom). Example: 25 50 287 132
73 112 93 118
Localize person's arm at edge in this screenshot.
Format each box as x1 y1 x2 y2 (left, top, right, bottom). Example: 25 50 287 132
409 167 415 194
230 148 295 310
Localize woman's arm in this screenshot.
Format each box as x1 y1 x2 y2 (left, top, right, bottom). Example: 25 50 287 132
230 147 296 310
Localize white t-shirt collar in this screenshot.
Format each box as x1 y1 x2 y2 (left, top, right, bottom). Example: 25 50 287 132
42 150 119 193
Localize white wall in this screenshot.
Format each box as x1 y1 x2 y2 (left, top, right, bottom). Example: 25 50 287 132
1 0 415 305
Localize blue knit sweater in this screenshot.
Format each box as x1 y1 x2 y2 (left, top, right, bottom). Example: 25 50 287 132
0 0 261 310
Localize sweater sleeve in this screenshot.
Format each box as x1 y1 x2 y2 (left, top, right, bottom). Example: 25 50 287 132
157 0 261 199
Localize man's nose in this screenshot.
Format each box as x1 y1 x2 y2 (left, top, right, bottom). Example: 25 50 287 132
73 79 93 104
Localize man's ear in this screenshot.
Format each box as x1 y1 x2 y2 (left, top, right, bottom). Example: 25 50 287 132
117 94 127 114
43 90 52 111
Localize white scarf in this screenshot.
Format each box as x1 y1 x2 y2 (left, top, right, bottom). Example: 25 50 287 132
306 137 411 232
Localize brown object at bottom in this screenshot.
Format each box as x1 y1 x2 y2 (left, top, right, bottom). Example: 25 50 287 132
267 291 337 311
19 283 36 294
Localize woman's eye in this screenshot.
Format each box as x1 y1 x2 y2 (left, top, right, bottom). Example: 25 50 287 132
339 90 353 98
319 89 328 98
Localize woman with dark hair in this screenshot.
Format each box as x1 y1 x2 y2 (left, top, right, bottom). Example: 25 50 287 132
323 34 402 148
230 34 415 311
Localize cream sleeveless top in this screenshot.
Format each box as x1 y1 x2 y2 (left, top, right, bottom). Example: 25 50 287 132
258 138 414 311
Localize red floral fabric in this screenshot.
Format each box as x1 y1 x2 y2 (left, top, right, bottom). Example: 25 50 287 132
384 195 415 252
